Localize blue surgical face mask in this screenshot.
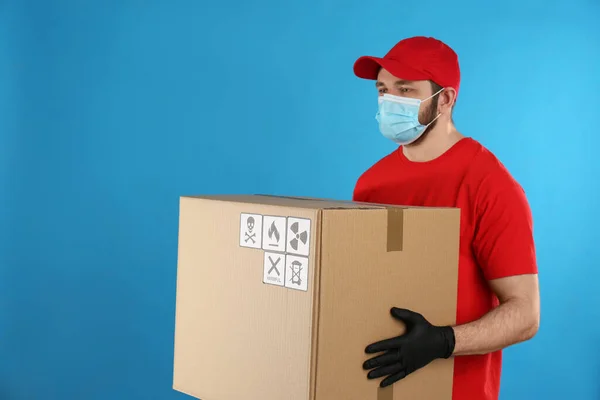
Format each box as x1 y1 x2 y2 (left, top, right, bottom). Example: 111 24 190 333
375 89 444 145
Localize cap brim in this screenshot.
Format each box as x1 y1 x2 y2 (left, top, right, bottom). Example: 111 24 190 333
353 56 430 81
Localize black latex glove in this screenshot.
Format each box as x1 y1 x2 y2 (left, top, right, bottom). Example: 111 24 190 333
362 307 456 387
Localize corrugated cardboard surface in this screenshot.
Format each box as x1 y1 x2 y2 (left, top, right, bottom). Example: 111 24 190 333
314 207 460 400
173 197 319 400
173 195 460 400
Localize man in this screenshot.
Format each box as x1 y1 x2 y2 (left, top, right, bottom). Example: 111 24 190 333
352 36 540 400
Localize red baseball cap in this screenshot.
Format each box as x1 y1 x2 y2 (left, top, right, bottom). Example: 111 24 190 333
353 36 461 98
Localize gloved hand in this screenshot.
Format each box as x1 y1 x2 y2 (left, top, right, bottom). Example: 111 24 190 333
362 307 456 387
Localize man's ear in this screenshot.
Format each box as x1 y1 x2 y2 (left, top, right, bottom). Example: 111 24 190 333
439 87 457 112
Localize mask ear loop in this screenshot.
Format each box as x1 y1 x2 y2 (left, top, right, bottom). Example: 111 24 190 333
421 87 445 103
421 88 445 124
424 112 442 128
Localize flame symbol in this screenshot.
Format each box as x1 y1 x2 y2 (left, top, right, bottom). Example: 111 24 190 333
268 221 280 242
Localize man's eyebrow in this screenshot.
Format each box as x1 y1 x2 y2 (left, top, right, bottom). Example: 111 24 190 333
393 80 413 86
375 80 413 88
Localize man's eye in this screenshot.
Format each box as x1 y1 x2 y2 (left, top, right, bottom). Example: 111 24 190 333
378 88 387 94
400 87 410 93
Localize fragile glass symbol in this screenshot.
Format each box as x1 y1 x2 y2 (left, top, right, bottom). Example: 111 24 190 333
290 260 302 286
289 222 308 251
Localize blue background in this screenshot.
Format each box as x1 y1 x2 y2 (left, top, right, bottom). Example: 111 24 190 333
1 0 599 399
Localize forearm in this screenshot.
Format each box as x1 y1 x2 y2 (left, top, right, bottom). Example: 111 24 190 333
451 298 539 356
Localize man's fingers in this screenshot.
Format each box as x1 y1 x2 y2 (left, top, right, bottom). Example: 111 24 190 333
390 307 423 325
363 349 402 370
365 337 403 354
380 369 408 387
367 363 403 380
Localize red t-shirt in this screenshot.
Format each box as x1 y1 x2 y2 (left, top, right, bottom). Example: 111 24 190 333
352 137 538 400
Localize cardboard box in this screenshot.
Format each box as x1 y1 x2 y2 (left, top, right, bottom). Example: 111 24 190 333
173 195 460 400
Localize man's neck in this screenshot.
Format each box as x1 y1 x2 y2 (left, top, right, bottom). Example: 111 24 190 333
402 121 464 162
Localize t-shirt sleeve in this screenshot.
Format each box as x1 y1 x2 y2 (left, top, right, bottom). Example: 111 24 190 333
472 172 539 280
352 178 364 201
352 171 371 202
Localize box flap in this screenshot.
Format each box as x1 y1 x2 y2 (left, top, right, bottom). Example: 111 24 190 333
183 194 456 212
182 194 384 210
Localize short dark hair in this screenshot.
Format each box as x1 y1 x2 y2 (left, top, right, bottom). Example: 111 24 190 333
430 81 443 94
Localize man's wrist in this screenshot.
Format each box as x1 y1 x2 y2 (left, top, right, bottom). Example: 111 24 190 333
438 326 456 359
